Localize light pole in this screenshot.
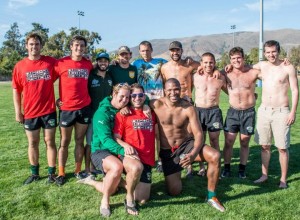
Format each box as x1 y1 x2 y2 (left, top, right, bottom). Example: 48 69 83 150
77 10 84 33
230 25 236 48
257 0 264 87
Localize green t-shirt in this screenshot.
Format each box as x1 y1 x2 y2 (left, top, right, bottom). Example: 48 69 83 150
108 63 138 85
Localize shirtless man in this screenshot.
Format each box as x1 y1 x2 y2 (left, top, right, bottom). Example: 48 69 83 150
150 78 225 212
193 52 227 176
161 41 199 101
253 40 299 188
221 47 260 179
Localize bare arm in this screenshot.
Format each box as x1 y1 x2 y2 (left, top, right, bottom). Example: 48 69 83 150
13 89 24 123
287 66 299 125
113 133 139 159
179 106 203 168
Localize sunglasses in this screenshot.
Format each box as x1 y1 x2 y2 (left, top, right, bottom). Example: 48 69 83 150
131 93 144 98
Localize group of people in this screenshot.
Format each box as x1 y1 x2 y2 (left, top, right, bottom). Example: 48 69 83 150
12 32 298 217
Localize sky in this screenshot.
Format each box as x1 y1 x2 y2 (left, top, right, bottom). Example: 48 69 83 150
0 0 299 52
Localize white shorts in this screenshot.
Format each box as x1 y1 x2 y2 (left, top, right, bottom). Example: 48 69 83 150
254 105 290 149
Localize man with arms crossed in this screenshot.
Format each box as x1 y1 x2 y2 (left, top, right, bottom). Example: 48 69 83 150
54 35 93 185
253 40 299 188
193 52 227 176
114 83 156 204
12 33 57 184
221 47 260 179
150 78 225 212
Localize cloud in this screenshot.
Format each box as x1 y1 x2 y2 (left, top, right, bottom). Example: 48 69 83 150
245 0 298 12
8 0 39 9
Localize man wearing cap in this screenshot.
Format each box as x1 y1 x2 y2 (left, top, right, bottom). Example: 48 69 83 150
84 52 113 175
109 46 138 85
161 41 200 102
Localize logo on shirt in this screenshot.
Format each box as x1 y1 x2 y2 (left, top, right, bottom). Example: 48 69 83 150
68 69 89 79
129 71 135 79
26 69 51 82
92 79 99 86
108 80 113 86
132 119 153 131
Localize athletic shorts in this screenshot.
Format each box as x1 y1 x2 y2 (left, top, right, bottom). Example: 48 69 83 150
24 111 57 131
197 106 223 132
85 122 93 145
91 150 152 183
159 137 194 176
224 106 255 135
59 105 92 127
254 105 290 149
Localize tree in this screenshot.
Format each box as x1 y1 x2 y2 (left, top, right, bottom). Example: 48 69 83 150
289 46 300 73
43 31 68 58
24 23 49 46
216 52 230 69
2 22 24 56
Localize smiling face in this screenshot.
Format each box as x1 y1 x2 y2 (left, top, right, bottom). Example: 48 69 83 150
264 45 279 64
118 52 131 65
70 40 86 59
26 38 42 59
169 48 182 61
130 88 145 109
164 80 181 103
97 58 109 71
112 87 130 109
230 52 244 69
201 55 215 74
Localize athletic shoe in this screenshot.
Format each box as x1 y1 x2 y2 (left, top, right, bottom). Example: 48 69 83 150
77 174 94 184
55 176 66 186
74 171 88 179
23 175 40 185
221 169 231 178
238 171 246 179
47 174 56 184
207 197 225 212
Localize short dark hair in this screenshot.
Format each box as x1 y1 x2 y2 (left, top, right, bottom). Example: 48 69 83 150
26 33 43 45
201 52 216 62
264 40 281 53
139 41 153 51
164 78 180 88
229 47 244 58
70 35 87 46
130 83 145 93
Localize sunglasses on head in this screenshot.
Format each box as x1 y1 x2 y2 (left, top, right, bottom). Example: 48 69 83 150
131 93 144 98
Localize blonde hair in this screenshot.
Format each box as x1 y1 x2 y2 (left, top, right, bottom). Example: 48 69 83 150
113 82 131 94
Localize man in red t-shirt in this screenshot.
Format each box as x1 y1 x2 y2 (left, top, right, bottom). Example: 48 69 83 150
54 35 93 186
12 33 57 185
114 83 156 205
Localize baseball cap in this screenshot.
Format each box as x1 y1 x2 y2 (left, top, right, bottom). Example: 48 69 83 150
96 52 110 61
169 41 182 50
118 46 131 55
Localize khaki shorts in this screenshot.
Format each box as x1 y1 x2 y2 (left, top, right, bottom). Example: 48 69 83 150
254 105 290 149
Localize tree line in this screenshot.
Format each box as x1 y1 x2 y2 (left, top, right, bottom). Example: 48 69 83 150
0 22 299 79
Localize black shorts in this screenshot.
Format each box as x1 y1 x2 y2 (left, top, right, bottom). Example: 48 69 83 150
24 111 57 131
59 105 92 127
91 150 152 183
159 137 194 176
197 106 223 132
224 106 256 135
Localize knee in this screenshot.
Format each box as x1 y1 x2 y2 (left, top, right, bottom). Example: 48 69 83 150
261 145 271 152
130 163 143 176
28 139 39 148
167 186 182 196
278 148 288 155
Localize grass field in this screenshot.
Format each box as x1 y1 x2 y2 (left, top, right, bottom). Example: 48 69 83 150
1 81 300 220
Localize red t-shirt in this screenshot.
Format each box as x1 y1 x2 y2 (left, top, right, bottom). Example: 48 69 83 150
12 56 56 119
113 109 156 166
54 56 93 111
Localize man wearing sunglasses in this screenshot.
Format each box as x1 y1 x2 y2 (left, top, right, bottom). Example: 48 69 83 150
113 83 156 207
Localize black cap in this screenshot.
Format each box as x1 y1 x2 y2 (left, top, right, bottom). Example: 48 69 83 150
169 41 182 50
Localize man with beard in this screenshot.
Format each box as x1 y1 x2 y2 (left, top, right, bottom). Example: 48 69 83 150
84 52 113 175
161 41 200 102
109 46 138 85
253 40 298 188
150 78 225 212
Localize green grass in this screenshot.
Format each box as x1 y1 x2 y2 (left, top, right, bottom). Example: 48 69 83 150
1 82 300 219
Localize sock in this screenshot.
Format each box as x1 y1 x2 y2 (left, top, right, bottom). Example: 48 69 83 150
75 162 82 174
239 164 246 172
58 166 65 177
224 163 230 171
208 191 216 200
48 166 56 175
30 164 39 176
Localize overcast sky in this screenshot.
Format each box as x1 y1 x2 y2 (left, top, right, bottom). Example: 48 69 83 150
0 0 299 51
